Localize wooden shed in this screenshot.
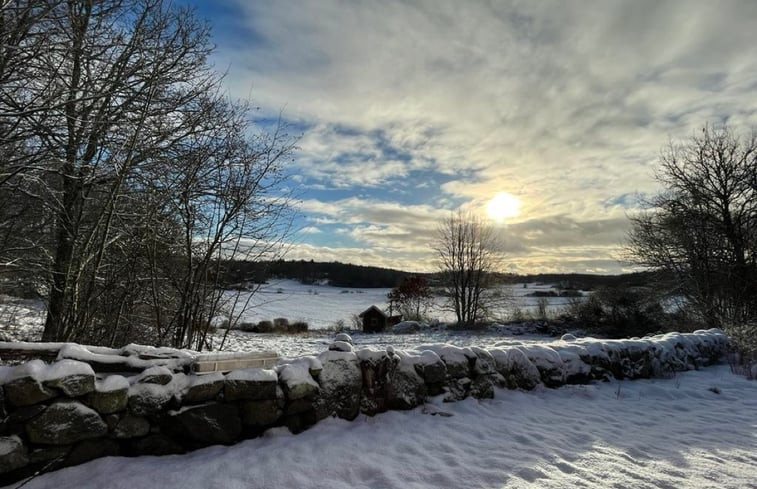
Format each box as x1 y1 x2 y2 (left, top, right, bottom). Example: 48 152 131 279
358 305 402 333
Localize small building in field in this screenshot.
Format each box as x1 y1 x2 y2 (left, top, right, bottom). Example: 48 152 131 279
359 305 402 333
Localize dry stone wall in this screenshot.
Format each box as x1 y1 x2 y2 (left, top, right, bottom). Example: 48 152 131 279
0 329 729 485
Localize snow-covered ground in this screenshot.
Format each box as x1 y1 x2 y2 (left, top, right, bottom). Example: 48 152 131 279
217 327 554 359
10 365 755 489
221 279 582 330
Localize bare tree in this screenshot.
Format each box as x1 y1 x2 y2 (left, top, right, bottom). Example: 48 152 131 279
0 0 297 348
434 210 506 327
627 125 757 333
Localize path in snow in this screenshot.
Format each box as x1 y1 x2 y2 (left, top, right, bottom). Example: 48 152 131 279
11 366 756 489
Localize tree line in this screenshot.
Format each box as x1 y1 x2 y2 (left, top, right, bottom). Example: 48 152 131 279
0 0 296 350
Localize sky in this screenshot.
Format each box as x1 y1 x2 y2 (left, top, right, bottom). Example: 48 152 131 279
185 0 757 274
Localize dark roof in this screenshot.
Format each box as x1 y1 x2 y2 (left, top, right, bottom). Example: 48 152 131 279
358 305 387 318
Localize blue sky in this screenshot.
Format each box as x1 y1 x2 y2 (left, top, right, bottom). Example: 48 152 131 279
183 0 757 273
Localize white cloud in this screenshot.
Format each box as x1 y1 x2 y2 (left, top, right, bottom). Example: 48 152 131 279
209 0 757 272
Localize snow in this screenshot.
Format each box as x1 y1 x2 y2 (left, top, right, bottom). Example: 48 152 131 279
9 365 755 489
218 280 587 331
0 358 94 384
96 375 129 392
225 368 277 383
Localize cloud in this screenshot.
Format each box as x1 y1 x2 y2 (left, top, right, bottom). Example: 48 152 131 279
204 0 757 273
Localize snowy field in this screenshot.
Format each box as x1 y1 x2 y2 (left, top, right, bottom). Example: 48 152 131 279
9 365 756 489
217 327 553 358
221 279 582 330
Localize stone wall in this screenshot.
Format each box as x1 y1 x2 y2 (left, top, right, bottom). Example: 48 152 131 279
0 329 729 485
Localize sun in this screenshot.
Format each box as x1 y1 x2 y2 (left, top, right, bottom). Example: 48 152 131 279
486 192 521 222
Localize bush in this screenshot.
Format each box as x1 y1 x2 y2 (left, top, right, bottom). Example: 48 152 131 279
288 321 309 333
273 317 289 329
256 320 274 333
238 321 257 332
566 287 665 338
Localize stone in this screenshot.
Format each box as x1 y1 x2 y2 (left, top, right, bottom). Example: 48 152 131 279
413 356 447 385
359 353 395 416
285 398 314 416
164 403 241 445
133 366 173 386
65 438 118 467
113 414 150 439
314 352 362 421
386 365 427 410
3 377 57 407
182 376 224 404
516 345 565 387
27 445 70 468
328 341 354 352
128 384 173 416
86 376 129 414
278 364 319 401
25 401 107 445
491 348 541 390
391 321 421 334
43 361 96 397
0 435 28 473
240 400 282 427
129 434 184 456
334 333 353 344
224 369 278 401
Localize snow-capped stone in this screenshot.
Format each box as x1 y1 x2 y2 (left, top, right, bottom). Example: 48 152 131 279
181 372 224 404
334 333 353 344
42 360 96 397
132 366 174 385
25 401 107 445
278 362 319 400
329 341 354 353
127 383 174 415
314 351 361 421
561 334 577 342
392 321 421 334
86 375 129 414
224 368 278 401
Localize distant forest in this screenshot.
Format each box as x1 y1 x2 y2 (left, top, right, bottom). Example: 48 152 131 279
220 259 659 290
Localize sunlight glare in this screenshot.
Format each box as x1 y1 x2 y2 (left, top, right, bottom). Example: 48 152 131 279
486 192 521 222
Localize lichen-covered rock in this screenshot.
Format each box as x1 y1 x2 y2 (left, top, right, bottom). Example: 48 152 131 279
240 399 282 427
0 435 28 473
163 403 241 445
224 368 278 401
42 360 95 397
25 401 107 445
127 383 173 416
3 377 57 407
314 351 362 421
86 376 129 414
181 373 224 404
113 414 150 439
